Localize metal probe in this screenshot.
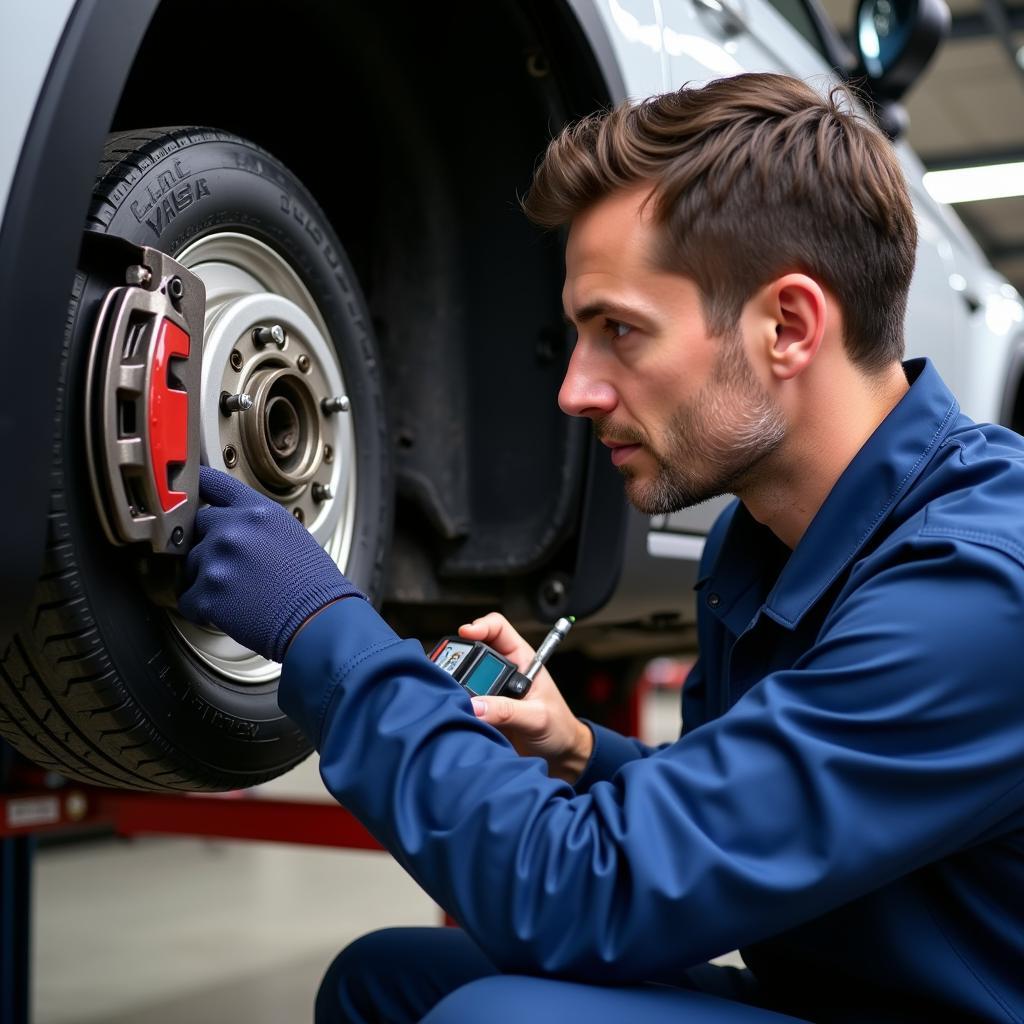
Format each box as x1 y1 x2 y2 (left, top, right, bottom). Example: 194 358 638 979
523 616 576 681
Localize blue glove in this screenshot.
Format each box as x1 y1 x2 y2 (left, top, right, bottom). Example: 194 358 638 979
178 466 366 662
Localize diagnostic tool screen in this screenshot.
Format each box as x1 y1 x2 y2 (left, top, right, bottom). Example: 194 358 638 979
435 641 473 676
464 652 506 696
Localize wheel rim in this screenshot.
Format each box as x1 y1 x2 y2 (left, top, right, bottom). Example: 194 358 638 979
168 232 359 684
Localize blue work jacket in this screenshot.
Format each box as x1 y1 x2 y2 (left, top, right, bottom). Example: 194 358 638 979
280 358 1024 1023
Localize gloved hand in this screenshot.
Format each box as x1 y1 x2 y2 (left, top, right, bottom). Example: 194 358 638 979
178 465 365 661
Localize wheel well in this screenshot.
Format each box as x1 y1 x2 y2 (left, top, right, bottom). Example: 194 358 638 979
111 0 614 623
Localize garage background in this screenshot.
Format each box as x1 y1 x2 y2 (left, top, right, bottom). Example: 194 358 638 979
821 0 1024 294
19 3 1024 1023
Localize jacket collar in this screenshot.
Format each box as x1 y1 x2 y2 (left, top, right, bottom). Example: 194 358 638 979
700 359 960 633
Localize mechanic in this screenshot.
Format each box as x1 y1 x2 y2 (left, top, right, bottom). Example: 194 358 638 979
179 72 1024 1023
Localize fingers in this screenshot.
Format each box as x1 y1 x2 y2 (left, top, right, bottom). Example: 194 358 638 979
198 464 258 506
458 612 536 664
470 694 544 733
177 561 205 621
191 503 220 538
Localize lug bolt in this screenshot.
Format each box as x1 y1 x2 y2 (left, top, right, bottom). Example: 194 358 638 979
293 507 305 524
252 324 286 349
229 349 244 371
126 265 152 287
220 391 253 415
223 445 238 468
323 444 334 463
297 354 311 373
321 395 350 415
312 482 333 503
168 276 184 301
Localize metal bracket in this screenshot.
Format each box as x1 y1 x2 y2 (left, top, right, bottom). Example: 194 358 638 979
83 234 206 553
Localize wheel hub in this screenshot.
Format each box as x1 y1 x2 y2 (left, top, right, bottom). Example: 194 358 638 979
241 366 322 490
167 232 359 684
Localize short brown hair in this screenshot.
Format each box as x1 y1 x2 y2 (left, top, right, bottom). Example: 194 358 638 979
524 73 917 372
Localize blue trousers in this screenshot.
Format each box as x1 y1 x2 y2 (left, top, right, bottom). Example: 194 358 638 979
315 927 812 1024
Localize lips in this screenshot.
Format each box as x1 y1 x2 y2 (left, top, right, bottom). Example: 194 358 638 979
603 440 642 466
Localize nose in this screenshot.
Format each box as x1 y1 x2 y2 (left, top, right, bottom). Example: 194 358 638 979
558 343 618 419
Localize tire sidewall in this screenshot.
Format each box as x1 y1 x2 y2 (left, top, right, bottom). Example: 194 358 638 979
62 130 391 783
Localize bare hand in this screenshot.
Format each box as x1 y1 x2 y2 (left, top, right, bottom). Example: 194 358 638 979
458 613 593 783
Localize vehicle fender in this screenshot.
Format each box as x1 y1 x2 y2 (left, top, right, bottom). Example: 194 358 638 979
565 0 663 99
0 0 158 632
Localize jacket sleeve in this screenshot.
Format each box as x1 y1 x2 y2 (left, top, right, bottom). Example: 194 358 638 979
573 722 659 794
279 535 1024 983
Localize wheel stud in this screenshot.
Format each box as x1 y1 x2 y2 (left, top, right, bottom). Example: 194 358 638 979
312 482 333 503
223 445 239 468
220 392 253 415
321 395 350 415
293 507 305 523
297 354 311 373
252 324 287 349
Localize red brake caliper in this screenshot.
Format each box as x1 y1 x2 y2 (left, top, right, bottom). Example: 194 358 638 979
148 319 191 513
85 242 206 554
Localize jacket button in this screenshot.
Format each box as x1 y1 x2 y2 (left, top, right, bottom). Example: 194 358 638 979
707 593 721 608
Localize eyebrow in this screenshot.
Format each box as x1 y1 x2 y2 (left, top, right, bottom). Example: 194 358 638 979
562 300 649 327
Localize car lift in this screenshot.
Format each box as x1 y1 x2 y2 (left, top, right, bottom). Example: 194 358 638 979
0 740 386 1024
0 668 654 1024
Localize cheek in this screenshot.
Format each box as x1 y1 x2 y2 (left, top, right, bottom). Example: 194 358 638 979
642 365 698 418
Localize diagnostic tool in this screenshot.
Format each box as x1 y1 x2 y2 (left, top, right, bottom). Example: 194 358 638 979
428 639 533 698
427 616 575 700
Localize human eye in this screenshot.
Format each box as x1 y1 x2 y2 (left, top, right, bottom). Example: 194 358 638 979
602 318 632 340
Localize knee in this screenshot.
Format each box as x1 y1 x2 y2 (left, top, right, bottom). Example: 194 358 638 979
315 929 403 1024
422 977 527 1024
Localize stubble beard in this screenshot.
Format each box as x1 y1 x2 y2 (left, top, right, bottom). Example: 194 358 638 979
612 333 787 515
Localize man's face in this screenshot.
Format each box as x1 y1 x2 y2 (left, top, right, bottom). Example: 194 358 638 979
559 186 786 514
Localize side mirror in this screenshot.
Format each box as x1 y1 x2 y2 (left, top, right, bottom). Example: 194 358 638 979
854 0 951 101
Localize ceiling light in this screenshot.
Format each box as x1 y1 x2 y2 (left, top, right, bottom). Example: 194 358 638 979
923 162 1024 204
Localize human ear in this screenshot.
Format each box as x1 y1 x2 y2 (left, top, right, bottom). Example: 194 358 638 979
765 274 826 381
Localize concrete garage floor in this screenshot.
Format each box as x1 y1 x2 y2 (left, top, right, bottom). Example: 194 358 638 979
33 830 438 1024
34 687 738 1023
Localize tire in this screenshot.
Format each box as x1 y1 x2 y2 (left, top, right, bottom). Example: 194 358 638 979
0 128 391 791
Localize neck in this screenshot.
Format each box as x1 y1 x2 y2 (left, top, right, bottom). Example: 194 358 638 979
739 359 909 550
